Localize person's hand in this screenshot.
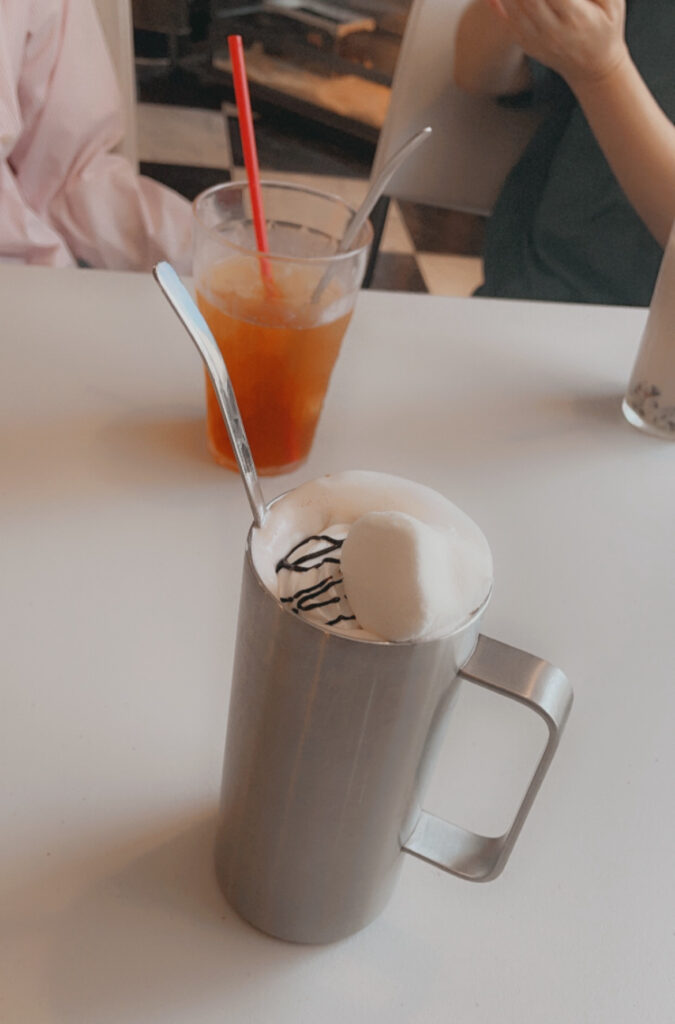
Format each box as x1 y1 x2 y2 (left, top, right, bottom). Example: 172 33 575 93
488 0 629 88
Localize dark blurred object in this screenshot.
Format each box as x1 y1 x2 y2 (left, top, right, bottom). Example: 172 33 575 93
133 0 210 63
133 0 191 34
210 1 409 84
259 1 376 43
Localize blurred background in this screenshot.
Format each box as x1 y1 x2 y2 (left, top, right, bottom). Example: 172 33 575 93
132 0 486 295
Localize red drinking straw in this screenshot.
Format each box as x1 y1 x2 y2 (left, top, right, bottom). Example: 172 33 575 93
227 35 277 295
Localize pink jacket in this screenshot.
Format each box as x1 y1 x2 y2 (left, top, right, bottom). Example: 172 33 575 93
0 0 193 271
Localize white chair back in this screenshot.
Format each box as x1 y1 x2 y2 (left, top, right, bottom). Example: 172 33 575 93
373 0 541 216
93 0 139 169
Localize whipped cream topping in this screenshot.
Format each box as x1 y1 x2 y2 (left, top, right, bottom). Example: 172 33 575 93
251 471 493 643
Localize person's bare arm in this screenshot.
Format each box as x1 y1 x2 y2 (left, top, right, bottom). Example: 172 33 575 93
453 0 532 96
498 0 675 248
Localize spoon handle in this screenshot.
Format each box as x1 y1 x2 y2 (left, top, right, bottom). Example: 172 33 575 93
311 126 432 303
339 126 432 256
153 262 267 529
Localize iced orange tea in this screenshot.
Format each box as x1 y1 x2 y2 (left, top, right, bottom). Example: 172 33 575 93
197 260 352 474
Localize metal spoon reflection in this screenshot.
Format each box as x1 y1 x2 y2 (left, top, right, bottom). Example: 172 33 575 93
153 261 267 528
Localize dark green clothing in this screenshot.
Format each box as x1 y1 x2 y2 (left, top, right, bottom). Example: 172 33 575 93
476 1 675 307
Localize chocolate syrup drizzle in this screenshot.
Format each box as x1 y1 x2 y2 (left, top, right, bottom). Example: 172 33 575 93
275 534 356 628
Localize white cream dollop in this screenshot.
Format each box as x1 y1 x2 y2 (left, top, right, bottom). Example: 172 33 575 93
341 510 483 641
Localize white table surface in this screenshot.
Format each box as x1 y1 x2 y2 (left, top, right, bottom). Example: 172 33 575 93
2 265 673 1024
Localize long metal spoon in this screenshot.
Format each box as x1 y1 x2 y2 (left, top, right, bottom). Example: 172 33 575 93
153 261 267 528
312 125 432 302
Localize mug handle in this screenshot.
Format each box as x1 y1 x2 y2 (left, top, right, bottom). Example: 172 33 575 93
402 634 573 882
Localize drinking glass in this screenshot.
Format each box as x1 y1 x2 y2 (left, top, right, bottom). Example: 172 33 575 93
193 181 372 474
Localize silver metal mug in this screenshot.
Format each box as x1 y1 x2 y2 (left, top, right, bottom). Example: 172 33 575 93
214 530 573 944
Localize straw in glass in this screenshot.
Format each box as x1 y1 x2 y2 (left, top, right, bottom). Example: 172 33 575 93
227 35 277 297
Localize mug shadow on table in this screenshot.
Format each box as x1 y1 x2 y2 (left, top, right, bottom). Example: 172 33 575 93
30 808 326 1022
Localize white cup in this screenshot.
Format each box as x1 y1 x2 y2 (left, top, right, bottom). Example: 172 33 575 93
623 222 675 439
